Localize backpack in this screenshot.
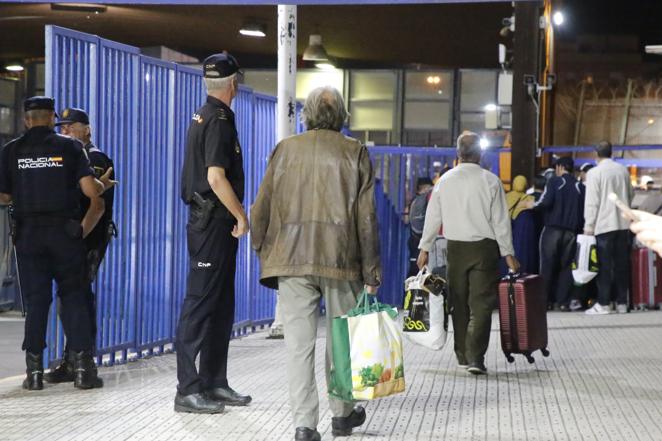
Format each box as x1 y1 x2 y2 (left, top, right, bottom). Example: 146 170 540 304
409 190 432 236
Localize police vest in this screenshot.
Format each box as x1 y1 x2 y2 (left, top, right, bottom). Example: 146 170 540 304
8 129 86 218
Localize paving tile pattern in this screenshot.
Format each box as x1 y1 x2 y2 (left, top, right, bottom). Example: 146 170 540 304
2 312 662 441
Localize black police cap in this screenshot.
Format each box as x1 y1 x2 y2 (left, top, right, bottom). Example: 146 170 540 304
203 52 242 79
56 107 90 126
24 96 57 115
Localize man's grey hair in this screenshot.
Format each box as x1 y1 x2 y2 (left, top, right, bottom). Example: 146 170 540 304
456 131 482 162
302 86 348 132
204 73 236 94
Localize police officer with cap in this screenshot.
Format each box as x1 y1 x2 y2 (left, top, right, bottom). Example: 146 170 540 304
175 52 251 413
44 107 116 384
0 96 116 390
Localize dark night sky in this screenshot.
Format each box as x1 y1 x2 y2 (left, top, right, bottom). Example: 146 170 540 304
557 0 662 46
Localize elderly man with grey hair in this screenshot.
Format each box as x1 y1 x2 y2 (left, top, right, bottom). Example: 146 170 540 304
417 131 519 375
251 86 382 441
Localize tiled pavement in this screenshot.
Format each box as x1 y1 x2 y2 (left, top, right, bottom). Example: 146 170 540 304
2 311 662 441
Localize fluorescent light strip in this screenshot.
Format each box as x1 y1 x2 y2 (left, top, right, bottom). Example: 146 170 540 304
239 29 266 38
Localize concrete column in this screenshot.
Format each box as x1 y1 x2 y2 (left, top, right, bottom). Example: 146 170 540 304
277 5 297 142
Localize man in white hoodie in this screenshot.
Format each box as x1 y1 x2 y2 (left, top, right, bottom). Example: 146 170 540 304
583 141 634 315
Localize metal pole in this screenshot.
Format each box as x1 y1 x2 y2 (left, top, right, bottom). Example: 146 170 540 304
277 5 297 142
573 80 586 147
619 78 634 145
269 5 297 338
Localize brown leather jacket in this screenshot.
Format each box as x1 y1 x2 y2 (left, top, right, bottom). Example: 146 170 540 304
250 129 382 289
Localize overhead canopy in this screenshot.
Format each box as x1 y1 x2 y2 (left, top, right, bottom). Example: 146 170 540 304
13 0 537 4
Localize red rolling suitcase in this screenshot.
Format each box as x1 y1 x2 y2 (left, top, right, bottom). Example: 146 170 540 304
498 273 550 363
631 248 662 310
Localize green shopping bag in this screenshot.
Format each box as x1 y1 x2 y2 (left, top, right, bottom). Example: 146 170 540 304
328 291 405 401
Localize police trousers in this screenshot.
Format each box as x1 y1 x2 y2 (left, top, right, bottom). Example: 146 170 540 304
176 216 238 396
59 231 113 355
539 227 576 307
17 223 93 353
447 239 500 365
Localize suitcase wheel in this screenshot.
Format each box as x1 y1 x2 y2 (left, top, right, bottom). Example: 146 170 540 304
505 354 515 363
541 348 550 357
525 354 535 364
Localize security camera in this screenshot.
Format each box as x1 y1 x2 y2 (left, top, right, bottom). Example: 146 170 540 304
546 73 557 85
523 75 536 86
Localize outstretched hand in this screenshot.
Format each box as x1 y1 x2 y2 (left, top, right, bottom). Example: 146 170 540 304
630 210 662 257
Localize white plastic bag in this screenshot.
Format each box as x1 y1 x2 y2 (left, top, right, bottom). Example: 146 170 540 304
402 268 448 350
572 234 599 285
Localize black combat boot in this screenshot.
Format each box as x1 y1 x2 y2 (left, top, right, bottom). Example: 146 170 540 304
72 351 104 389
44 351 75 383
22 352 44 391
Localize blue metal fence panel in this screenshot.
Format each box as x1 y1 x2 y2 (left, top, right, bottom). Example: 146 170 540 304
94 38 140 363
248 94 277 325
43 26 291 364
232 87 255 330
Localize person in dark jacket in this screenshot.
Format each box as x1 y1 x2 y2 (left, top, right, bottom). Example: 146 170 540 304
524 157 585 310
407 177 434 277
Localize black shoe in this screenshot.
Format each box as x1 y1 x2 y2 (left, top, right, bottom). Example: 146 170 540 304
72 351 104 389
44 353 75 383
22 352 44 391
332 406 366 436
174 392 225 414
207 386 252 406
467 361 487 375
294 427 321 441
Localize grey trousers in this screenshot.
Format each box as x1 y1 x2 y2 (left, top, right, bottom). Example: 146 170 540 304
278 276 361 429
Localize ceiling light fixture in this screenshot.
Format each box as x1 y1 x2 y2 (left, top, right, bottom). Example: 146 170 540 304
552 11 564 26
484 104 498 111
480 138 489 150
303 34 329 62
5 64 24 72
51 3 107 13
315 62 335 70
239 24 266 38
426 76 441 85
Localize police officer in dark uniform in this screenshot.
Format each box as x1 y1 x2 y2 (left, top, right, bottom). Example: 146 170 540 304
45 107 116 383
0 97 116 390
175 53 251 413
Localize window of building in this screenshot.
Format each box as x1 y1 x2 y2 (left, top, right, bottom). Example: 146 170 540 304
242 70 277 96
459 69 500 145
0 79 17 136
403 71 453 146
349 70 397 144
296 69 344 101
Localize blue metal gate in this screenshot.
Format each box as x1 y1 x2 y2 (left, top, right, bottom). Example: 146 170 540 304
44 26 284 365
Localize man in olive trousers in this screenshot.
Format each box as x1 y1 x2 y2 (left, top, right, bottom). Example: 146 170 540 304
418 131 519 375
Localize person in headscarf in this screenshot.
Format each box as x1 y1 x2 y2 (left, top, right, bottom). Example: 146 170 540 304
504 175 538 275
